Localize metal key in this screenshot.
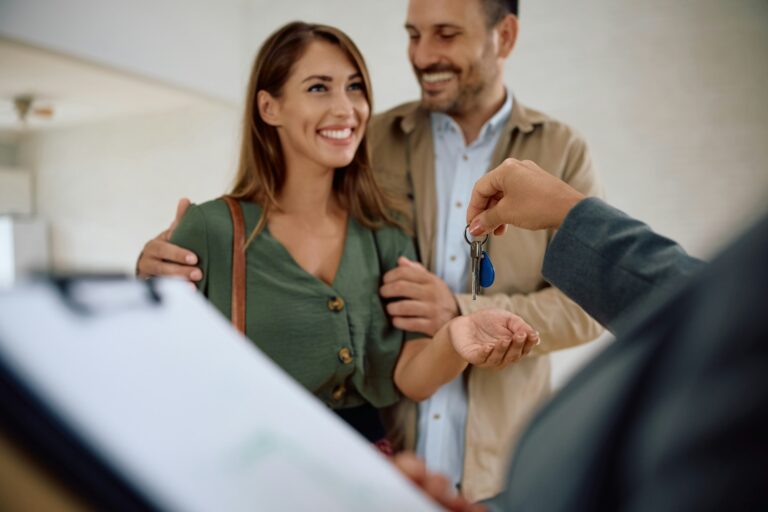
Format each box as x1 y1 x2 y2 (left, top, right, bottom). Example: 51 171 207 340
470 240 482 300
465 225 489 301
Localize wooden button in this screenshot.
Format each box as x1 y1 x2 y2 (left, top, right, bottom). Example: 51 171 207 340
331 384 346 401
327 296 345 312
338 347 353 364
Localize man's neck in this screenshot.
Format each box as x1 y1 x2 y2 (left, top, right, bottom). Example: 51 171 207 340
450 83 507 145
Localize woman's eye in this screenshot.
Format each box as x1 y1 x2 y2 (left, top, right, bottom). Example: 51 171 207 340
347 82 364 92
308 83 327 93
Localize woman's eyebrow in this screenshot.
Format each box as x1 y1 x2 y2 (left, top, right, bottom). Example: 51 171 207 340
301 74 333 83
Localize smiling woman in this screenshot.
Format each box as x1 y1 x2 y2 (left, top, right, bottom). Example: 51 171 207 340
168 21 539 447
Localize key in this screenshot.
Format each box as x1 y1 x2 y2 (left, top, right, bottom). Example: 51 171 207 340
465 225 493 301
470 240 482 300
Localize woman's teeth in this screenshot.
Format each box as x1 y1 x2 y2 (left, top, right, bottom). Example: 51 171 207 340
319 128 352 139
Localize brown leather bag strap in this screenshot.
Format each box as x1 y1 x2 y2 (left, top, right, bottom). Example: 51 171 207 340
222 196 246 334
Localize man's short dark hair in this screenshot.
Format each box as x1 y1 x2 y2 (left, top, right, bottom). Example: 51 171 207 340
481 0 518 26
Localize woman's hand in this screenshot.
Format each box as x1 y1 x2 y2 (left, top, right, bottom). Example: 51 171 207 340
448 309 540 368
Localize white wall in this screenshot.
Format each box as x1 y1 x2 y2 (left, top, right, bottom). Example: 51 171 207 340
18 104 239 272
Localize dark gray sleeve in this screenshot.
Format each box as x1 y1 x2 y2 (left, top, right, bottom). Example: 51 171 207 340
542 197 704 329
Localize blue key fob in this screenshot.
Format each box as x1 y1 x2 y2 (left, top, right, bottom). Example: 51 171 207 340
479 250 495 287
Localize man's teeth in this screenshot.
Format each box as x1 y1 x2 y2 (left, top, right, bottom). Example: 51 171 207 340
422 71 454 83
319 128 352 139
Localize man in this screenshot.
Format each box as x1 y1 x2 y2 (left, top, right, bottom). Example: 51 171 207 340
137 0 603 500
396 159 768 511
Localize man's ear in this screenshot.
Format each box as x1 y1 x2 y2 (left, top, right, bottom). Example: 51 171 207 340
257 90 281 127
497 14 518 58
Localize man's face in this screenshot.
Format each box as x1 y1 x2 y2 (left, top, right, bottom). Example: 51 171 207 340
405 0 501 115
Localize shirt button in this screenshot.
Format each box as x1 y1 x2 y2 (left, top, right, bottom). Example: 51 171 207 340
455 201 463 209
462 154 468 161
450 255 457 262
338 347 353 364
433 413 441 420
327 296 345 312
331 384 346 401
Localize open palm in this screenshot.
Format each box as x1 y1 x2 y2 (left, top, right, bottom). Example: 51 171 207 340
448 309 537 368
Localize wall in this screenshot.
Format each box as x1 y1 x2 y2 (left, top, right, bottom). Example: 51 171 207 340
18 104 240 273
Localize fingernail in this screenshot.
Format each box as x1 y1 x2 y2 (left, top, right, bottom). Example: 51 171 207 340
469 218 484 236
186 254 197 264
190 269 202 281
515 332 526 340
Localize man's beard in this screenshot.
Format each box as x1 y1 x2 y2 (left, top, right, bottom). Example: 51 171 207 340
416 41 497 115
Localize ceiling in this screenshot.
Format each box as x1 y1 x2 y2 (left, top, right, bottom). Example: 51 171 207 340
0 38 225 131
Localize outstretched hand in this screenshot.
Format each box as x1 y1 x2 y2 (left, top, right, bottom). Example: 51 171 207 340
448 309 540 368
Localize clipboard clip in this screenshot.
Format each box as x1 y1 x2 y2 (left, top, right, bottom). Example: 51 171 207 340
41 273 162 316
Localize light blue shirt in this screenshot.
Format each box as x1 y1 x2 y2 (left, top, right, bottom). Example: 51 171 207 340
416 92 513 490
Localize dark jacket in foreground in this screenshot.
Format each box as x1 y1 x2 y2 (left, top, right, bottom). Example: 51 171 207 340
493 197 768 511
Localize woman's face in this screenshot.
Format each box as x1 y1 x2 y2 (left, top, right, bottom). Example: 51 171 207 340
262 40 370 172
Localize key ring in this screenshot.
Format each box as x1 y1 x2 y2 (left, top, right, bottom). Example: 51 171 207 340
464 224 489 245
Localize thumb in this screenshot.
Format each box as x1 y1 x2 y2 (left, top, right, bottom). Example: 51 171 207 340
398 256 422 268
468 203 506 237
168 198 191 234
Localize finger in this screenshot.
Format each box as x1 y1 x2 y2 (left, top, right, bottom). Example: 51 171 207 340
392 316 431 335
484 336 512 367
143 238 198 266
168 197 192 234
468 203 508 238
397 255 425 269
466 168 503 225
522 331 540 356
386 300 431 318
392 452 427 485
143 259 203 281
382 265 431 285
380 280 429 300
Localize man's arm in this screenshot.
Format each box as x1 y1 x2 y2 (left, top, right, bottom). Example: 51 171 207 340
467 159 704 329
136 198 203 281
542 197 703 329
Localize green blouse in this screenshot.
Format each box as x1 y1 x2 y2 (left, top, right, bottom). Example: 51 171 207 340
171 198 418 410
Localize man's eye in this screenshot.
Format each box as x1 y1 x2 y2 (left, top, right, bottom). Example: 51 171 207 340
439 32 459 40
308 84 327 92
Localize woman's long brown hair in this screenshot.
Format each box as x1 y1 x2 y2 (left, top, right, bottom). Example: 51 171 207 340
229 21 403 243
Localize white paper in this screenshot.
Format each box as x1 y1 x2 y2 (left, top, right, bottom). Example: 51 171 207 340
0 278 437 511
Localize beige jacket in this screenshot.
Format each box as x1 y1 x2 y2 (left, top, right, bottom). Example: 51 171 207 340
369 99 604 502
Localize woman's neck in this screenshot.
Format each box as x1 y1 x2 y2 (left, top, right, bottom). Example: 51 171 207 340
276 162 340 219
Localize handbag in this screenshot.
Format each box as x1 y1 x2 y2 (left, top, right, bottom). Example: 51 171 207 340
222 196 246 334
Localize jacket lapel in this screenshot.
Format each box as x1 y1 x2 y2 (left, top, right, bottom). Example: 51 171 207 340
401 108 437 271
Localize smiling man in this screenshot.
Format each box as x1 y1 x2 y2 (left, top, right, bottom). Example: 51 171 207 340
136 0 603 502
368 0 604 502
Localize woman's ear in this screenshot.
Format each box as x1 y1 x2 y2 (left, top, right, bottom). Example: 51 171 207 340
257 90 281 127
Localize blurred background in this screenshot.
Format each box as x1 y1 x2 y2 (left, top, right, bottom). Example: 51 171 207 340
1 0 767 386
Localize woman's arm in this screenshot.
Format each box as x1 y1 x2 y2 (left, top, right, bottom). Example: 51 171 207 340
393 310 539 402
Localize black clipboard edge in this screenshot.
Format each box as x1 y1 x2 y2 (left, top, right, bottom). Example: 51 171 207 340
0 351 160 512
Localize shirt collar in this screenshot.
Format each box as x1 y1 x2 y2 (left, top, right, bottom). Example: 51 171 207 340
431 88 514 143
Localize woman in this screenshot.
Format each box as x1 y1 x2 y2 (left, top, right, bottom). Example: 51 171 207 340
171 22 538 444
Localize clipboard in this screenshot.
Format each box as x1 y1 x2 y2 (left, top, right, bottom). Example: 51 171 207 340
0 276 436 511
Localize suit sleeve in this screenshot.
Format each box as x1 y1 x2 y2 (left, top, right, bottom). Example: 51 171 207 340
169 204 210 295
455 134 605 355
543 197 704 330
